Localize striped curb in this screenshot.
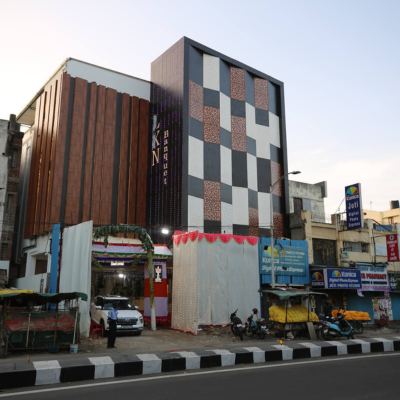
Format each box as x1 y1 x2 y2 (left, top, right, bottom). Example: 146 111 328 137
1 337 399 390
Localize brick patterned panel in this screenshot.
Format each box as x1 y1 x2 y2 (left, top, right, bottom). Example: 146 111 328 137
271 160 283 197
230 67 246 101
254 78 268 111
204 199 221 221
204 106 220 144
249 207 259 236
231 115 247 152
273 212 284 238
204 180 221 201
189 80 203 122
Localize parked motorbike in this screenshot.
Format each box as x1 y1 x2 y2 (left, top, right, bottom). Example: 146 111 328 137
244 308 268 339
320 313 355 340
229 309 244 340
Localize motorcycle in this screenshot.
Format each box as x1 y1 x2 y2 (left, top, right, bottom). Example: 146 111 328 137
244 308 268 339
228 309 244 340
320 312 355 340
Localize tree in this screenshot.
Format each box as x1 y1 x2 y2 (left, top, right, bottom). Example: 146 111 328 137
92 225 157 330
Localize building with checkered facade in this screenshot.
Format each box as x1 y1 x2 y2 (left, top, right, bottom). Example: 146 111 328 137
149 37 289 238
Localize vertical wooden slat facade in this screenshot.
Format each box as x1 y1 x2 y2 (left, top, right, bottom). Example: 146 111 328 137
24 73 149 238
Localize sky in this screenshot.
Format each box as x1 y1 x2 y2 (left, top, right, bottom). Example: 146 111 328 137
0 0 399 215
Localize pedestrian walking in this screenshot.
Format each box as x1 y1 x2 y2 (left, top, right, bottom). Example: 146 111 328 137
107 302 118 349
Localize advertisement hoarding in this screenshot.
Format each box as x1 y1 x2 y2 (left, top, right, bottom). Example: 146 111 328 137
260 245 307 276
345 183 364 230
386 234 399 262
360 266 389 291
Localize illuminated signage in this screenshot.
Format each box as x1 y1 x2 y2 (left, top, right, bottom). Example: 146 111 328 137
152 116 169 185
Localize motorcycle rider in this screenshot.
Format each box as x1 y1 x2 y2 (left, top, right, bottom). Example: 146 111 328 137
323 299 333 319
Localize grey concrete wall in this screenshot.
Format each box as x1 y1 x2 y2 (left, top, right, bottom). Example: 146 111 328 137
289 180 327 215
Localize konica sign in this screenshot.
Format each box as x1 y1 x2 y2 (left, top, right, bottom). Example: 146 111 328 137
311 269 362 289
345 183 364 230
260 245 307 276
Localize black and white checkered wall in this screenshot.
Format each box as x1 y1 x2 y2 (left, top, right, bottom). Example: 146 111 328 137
186 43 286 237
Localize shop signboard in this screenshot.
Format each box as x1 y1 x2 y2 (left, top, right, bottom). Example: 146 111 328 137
386 234 399 262
311 269 325 289
260 245 307 276
326 268 362 289
389 274 399 293
360 266 389 291
345 183 364 230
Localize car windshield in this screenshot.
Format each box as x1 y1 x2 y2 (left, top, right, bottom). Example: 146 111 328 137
103 300 134 310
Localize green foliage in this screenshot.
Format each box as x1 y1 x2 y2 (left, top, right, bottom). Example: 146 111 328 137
92 257 103 270
92 225 154 253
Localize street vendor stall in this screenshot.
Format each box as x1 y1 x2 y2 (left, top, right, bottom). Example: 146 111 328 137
259 289 327 338
0 291 87 355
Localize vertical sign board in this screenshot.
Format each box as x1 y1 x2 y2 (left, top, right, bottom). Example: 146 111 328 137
386 234 399 262
345 183 364 230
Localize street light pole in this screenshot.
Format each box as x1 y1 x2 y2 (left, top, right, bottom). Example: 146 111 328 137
270 171 301 288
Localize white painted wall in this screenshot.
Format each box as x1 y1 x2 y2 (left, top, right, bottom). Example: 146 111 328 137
22 233 52 277
10 273 48 292
66 59 151 100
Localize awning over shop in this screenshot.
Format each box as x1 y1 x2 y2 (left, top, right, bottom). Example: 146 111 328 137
92 242 172 264
259 289 328 301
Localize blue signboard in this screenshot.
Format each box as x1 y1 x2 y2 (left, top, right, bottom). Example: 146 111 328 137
311 269 325 289
260 245 307 276
326 268 362 289
345 183 364 230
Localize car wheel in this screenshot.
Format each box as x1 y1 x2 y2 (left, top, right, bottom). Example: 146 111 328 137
135 331 142 336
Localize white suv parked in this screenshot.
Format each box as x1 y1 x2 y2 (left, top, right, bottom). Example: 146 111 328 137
90 295 144 335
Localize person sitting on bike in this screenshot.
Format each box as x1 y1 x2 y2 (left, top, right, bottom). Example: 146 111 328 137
323 300 333 319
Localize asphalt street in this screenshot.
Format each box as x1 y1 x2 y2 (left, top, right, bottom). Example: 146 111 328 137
2 352 399 399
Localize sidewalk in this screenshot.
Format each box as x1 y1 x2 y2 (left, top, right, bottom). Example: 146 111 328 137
1 323 399 363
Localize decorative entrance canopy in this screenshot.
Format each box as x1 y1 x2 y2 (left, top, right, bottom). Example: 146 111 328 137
92 242 172 265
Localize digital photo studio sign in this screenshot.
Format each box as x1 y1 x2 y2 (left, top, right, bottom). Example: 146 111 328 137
311 269 362 289
345 183 364 230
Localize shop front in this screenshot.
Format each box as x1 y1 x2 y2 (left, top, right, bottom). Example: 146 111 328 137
310 267 362 317
347 263 392 324
91 241 173 326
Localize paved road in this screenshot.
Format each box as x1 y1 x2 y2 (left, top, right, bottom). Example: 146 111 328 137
2 352 399 399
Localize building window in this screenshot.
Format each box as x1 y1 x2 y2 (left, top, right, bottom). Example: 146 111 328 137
1 244 8 260
11 149 18 168
293 197 303 213
387 217 394 225
343 241 369 253
313 239 337 266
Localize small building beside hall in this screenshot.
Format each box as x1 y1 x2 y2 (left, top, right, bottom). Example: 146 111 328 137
363 201 400 226
290 197 400 322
